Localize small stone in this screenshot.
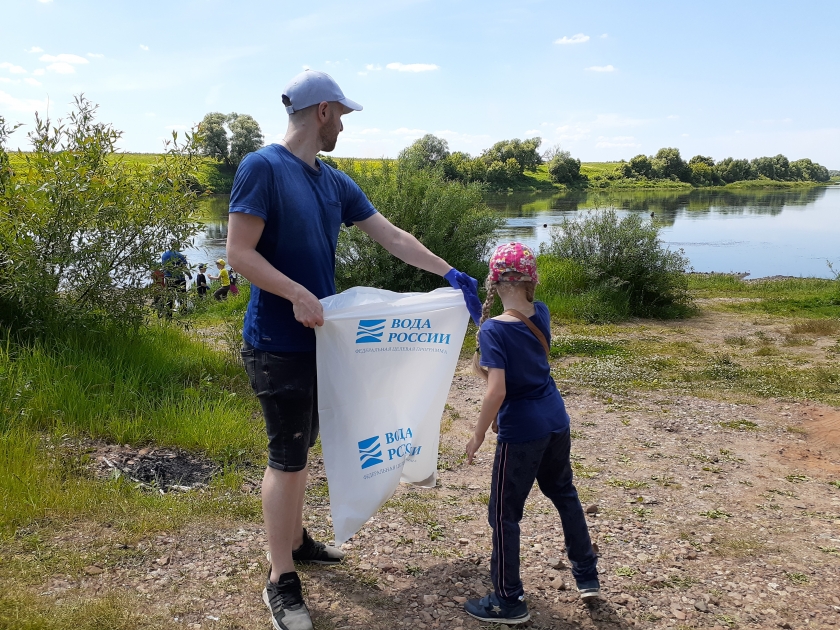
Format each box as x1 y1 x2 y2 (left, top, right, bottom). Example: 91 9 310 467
686 550 698 560
156 556 170 566
591 542 600 555
585 504 599 514
84 565 104 575
701 535 713 543
695 600 709 613
549 557 567 570
458 538 470 545
422 594 438 606
672 609 686 620
550 576 567 590
381 546 394 554
779 623 792 629
453 596 467 604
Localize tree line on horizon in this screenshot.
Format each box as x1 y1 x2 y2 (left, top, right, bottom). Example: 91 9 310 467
394 134 832 188
193 111 833 189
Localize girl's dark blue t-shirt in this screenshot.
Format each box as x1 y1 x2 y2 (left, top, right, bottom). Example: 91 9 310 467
229 144 377 352
479 301 570 443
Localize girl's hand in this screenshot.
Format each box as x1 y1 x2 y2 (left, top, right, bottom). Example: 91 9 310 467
466 431 485 465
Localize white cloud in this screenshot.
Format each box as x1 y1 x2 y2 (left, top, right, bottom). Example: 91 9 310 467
586 65 615 72
391 127 426 135
24 77 42 86
47 62 75 74
386 62 439 72
667 114 679 120
165 124 188 130
140 44 149 51
27 46 44 53
524 129 540 135
0 77 13 83
32 68 45 76
36 0 53 3
302 64 311 70
40 53 88 64
600 33 608 39
87 52 104 58
359 63 383 75
0 90 47 113
555 33 589 45
0 62 27 74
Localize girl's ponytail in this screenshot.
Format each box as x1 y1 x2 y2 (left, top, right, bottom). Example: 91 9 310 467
472 277 498 381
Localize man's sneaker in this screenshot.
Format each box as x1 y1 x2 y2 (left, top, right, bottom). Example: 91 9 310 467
262 571 313 630
464 592 530 624
292 528 345 565
266 530 345 566
577 578 601 601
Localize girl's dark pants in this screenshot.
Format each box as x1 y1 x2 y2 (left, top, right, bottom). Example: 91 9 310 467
489 428 597 603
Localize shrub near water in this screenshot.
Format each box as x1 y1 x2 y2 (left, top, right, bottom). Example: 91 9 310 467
541 210 692 319
335 161 503 292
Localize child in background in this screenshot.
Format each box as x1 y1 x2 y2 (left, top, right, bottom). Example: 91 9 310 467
196 264 208 298
228 267 239 296
209 258 230 300
464 242 599 625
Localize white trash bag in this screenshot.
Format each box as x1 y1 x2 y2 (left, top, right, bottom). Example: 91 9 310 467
315 287 469 544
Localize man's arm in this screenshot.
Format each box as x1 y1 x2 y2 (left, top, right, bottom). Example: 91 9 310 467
226 212 324 328
354 213 452 277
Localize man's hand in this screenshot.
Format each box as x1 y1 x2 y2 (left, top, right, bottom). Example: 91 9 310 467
444 269 482 326
291 286 324 328
466 430 485 465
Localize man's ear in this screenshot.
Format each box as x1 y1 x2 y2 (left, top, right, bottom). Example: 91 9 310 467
317 101 330 123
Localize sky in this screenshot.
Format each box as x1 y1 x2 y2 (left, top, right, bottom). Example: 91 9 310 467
1 0 839 167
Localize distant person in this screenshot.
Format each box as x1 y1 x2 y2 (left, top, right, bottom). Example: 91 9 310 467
161 246 192 315
209 258 230 300
225 69 482 630
228 267 240 296
464 242 599 625
195 264 208 298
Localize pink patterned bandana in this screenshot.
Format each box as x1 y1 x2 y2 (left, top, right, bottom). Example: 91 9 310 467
488 242 538 283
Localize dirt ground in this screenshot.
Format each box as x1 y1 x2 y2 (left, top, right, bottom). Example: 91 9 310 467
11 311 840 630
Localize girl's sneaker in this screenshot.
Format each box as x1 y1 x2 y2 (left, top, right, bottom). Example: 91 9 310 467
464 593 530 624
577 578 601 600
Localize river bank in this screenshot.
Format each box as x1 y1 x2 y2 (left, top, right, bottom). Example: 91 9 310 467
2 276 839 629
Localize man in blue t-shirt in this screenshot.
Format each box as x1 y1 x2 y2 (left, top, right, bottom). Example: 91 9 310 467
226 70 482 630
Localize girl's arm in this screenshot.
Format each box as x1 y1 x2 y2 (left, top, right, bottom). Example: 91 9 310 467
466 367 506 464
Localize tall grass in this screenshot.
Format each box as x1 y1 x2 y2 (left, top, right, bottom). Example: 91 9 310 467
689 274 840 317
0 324 260 459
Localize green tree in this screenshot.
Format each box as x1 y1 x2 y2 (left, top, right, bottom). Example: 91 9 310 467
547 152 582 184
715 158 754 183
790 158 830 182
399 134 451 170
228 113 264 167
651 148 690 181
0 96 201 330
197 112 230 164
481 137 542 174
629 154 652 178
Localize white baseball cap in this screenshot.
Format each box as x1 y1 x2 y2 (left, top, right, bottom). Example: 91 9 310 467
282 70 363 115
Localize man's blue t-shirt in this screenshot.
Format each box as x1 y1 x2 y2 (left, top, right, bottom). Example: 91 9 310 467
479 301 570 443
228 145 377 352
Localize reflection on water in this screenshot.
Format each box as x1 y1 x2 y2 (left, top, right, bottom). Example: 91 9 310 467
193 187 840 279
485 187 840 278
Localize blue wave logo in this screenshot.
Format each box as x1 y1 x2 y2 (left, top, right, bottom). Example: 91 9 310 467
358 435 383 470
356 319 386 343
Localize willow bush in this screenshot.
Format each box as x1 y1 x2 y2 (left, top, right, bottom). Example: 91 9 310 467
0 96 202 332
335 160 503 292
542 209 693 319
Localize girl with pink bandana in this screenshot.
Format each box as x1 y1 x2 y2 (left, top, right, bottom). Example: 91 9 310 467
463 242 599 625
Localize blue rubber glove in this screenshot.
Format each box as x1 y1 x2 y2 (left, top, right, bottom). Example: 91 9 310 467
444 268 482 326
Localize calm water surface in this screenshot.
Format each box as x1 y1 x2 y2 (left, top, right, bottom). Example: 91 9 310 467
191 186 840 279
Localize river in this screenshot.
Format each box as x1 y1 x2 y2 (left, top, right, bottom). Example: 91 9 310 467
189 186 840 279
